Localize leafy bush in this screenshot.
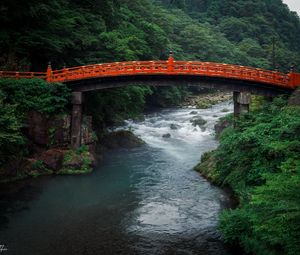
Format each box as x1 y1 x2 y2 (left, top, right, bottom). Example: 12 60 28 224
208 97 300 254
0 90 25 164
0 78 70 114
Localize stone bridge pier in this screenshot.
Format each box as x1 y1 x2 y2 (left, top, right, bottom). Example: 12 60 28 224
71 92 83 149
233 91 251 117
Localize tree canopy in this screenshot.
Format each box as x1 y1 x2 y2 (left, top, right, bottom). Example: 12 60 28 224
0 0 300 71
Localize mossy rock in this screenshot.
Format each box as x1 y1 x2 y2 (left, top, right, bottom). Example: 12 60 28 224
194 151 219 184
61 147 94 174
196 101 211 109
214 115 233 138
101 130 145 149
221 108 230 113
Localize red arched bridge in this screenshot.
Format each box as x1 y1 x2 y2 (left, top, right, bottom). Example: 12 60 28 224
1 56 299 148
0 56 300 91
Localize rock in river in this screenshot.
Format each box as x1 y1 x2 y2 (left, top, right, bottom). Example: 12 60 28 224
170 123 181 130
101 131 145 149
190 117 207 127
162 133 171 138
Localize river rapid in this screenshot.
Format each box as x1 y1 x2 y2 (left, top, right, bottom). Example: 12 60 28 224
0 101 237 255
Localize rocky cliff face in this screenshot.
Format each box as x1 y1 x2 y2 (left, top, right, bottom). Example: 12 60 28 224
0 111 97 183
27 111 95 148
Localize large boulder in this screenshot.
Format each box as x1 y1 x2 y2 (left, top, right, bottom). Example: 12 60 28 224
23 158 53 177
39 149 64 171
63 154 83 169
101 131 145 149
214 119 231 137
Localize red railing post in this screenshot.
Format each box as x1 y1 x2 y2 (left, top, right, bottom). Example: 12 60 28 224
46 62 53 82
167 52 174 72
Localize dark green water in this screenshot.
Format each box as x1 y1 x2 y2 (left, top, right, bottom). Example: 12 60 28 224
0 102 238 255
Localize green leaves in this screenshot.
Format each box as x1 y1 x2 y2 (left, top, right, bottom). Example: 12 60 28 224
0 78 70 114
1 0 300 71
214 96 300 255
0 90 25 164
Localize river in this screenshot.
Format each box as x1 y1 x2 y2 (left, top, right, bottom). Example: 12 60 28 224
0 101 237 255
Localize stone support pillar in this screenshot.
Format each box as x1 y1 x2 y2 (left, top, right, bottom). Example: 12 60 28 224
233 91 251 117
71 92 83 149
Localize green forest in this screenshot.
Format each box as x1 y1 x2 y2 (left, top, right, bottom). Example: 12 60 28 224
0 0 300 254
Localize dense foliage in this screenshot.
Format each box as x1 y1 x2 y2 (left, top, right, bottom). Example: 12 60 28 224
1 0 300 71
0 91 24 164
0 79 70 114
161 0 300 71
0 78 70 167
196 97 300 255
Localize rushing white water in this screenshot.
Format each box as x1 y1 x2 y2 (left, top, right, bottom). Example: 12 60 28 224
124 101 232 160
0 101 236 255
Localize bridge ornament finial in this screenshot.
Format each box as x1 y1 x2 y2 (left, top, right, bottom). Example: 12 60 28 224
167 51 174 72
168 50 174 60
290 65 295 73
46 61 53 82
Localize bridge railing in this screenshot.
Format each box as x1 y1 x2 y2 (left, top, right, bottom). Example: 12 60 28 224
50 60 290 88
0 60 297 89
173 61 289 87
51 61 171 82
0 71 46 80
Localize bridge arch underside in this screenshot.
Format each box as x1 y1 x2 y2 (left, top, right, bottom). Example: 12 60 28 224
67 74 293 96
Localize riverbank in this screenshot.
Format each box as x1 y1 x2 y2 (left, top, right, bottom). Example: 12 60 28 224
181 91 232 109
193 93 300 255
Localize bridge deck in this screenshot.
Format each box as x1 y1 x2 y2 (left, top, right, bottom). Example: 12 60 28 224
1 58 300 89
